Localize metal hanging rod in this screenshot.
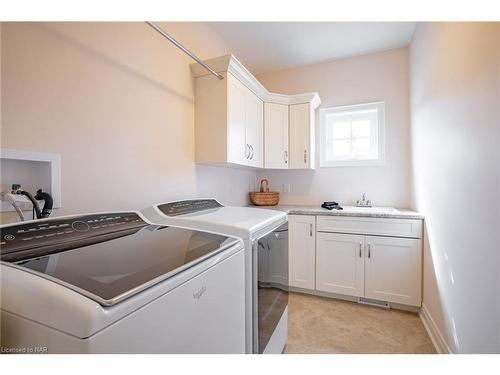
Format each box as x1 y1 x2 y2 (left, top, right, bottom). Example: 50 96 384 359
145 21 224 80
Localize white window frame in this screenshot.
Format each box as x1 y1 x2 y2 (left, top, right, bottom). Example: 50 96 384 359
319 101 386 167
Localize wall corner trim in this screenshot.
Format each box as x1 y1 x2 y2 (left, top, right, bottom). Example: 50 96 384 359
419 303 453 354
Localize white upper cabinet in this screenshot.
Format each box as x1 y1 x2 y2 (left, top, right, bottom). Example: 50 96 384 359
289 103 315 169
245 89 264 168
227 74 248 165
264 103 289 169
227 74 263 167
192 55 320 170
195 72 263 168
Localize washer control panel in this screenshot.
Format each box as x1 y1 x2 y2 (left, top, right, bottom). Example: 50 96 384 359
158 199 223 216
0 212 147 260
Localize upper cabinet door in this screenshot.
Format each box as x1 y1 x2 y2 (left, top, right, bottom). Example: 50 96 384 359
264 103 289 169
245 90 263 168
289 103 314 169
364 236 422 306
227 74 249 165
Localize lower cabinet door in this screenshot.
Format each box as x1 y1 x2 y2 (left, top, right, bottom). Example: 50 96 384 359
364 235 422 306
316 232 365 297
288 215 316 290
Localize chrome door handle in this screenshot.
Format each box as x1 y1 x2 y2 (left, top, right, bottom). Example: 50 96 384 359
304 149 307 164
250 145 254 160
359 242 363 258
368 244 372 259
284 150 288 164
245 144 250 159
309 223 313 237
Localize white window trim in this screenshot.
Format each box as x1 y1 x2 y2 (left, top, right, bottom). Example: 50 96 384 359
319 101 386 167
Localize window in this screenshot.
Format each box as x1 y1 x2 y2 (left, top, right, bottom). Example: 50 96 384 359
319 102 385 167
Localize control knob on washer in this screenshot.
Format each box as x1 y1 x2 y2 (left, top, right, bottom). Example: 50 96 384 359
71 221 90 232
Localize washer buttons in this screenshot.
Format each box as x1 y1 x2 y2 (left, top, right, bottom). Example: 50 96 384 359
71 221 90 232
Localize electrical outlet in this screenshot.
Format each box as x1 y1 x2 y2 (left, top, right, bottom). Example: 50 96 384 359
282 183 291 193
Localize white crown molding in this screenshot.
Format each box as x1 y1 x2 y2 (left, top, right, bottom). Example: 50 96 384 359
190 54 321 109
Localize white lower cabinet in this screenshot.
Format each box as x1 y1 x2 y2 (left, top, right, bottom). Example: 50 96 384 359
364 235 422 306
288 215 316 290
316 233 365 297
315 232 422 306
289 214 423 307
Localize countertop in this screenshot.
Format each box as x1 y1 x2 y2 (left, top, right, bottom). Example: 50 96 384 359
252 205 424 220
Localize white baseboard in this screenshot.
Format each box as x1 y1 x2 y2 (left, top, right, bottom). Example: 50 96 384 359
419 304 452 354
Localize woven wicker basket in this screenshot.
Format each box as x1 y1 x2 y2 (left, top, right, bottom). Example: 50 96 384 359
249 191 280 206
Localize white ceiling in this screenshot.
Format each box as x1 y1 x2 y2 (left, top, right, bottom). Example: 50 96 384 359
207 22 417 75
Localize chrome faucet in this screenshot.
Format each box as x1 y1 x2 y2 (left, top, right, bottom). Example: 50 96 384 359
356 193 372 207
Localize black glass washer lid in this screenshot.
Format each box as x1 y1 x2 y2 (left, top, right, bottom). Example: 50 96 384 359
5 225 237 306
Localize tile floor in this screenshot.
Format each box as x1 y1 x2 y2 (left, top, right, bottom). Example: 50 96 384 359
285 292 437 354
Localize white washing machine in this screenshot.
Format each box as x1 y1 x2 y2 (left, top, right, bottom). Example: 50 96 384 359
141 199 289 354
0 211 246 353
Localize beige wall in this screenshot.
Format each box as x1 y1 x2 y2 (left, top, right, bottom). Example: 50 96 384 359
410 22 500 353
256 47 411 207
1 22 256 223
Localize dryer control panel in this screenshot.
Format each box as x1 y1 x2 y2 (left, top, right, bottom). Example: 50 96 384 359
0 213 148 262
158 199 223 216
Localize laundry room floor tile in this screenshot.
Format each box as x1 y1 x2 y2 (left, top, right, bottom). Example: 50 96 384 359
284 292 437 354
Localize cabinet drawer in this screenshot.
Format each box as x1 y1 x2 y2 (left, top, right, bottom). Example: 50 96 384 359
317 216 422 239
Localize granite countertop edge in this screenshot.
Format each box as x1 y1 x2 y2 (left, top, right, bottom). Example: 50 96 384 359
253 205 424 220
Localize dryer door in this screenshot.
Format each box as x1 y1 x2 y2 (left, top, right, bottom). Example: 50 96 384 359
253 223 289 353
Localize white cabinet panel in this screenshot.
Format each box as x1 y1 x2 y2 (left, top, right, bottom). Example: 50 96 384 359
316 232 365 297
227 74 248 165
264 103 289 169
288 215 316 290
317 216 423 239
245 91 263 168
364 236 422 306
289 103 314 169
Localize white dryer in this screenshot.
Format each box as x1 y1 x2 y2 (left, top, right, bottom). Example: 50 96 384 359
0 211 245 353
141 199 289 354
